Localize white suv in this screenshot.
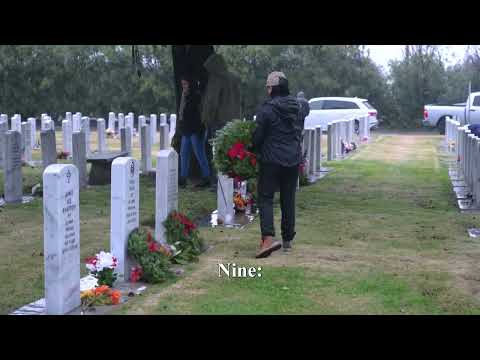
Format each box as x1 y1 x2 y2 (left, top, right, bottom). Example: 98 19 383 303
304 97 378 131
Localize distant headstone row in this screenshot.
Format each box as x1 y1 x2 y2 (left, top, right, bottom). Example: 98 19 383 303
1 110 177 204
1 111 177 161
327 116 370 161
444 117 480 211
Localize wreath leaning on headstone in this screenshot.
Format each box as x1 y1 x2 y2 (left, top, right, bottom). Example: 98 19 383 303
211 119 258 181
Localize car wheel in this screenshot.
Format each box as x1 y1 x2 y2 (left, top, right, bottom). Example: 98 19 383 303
437 117 446 135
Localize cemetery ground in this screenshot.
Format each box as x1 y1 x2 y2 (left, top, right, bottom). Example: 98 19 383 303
3 130 480 314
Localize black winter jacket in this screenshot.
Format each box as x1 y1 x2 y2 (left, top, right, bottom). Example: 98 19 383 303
297 97 310 129
253 95 302 167
178 90 204 136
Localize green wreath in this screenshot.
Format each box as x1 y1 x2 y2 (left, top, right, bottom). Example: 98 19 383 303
211 119 258 181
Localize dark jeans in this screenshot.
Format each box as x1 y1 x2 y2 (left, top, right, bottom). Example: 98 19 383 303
180 132 211 179
257 162 299 242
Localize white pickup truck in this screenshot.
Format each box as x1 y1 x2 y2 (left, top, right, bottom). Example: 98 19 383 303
423 91 480 134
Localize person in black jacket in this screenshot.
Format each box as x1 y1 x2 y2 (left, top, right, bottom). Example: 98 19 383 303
177 76 211 188
296 91 310 129
253 71 302 258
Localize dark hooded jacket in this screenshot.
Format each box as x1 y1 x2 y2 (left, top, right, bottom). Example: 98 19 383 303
201 53 242 133
253 95 302 167
296 91 310 129
177 86 204 136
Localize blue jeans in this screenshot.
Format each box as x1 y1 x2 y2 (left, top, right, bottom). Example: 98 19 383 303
180 132 211 178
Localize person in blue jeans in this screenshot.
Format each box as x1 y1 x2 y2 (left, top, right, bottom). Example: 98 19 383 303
178 76 211 188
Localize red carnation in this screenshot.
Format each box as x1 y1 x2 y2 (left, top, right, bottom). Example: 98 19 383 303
147 241 161 253
146 232 153 243
250 155 257 167
227 142 245 160
237 149 247 160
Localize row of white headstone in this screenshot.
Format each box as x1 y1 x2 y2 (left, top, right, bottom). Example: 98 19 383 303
60 112 177 158
0 110 177 204
445 116 461 152
1 111 177 159
0 114 38 167
327 117 370 161
42 147 179 314
450 120 480 206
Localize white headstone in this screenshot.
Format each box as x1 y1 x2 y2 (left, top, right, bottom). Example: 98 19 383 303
138 116 146 148
110 157 139 281
80 117 90 155
62 120 72 154
41 130 57 171
125 115 134 132
315 125 322 172
41 114 48 131
22 122 32 163
140 125 152 172
72 114 80 132
128 112 134 133
72 131 87 189
160 113 167 125
0 121 7 169
121 127 132 156
139 115 146 129
27 117 37 149
309 128 317 175
327 123 333 161
97 118 107 153
108 112 116 131
11 115 21 133
159 124 170 150
4 131 23 203
150 114 157 145
118 113 125 130
42 118 53 131
155 149 179 243
43 164 80 315
217 173 234 225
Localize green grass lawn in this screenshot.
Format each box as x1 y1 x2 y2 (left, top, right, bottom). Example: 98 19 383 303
3 130 480 314
116 131 480 315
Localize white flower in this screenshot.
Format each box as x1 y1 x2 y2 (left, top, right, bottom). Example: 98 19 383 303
85 251 117 273
86 263 96 272
95 251 117 271
80 275 98 291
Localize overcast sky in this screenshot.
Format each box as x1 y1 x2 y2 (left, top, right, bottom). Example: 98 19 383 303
365 45 470 72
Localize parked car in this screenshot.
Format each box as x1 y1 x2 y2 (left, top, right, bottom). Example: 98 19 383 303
423 91 480 134
304 97 378 132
